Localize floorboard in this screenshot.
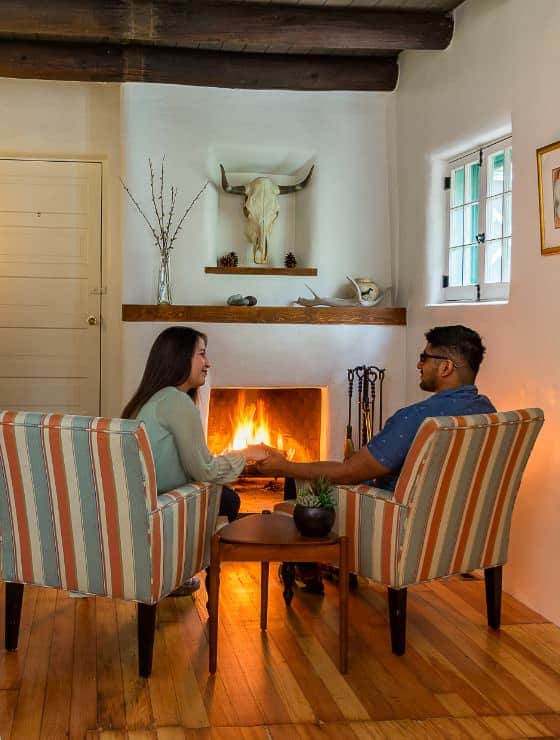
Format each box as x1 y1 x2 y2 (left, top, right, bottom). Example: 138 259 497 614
2 568 560 738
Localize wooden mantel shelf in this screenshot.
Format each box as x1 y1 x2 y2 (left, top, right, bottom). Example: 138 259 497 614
205 266 318 276
122 304 406 325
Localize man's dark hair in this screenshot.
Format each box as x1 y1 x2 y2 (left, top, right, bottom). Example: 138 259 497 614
425 325 486 376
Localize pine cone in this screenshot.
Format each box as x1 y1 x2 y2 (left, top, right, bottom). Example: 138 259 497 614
284 251 297 269
218 251 239 268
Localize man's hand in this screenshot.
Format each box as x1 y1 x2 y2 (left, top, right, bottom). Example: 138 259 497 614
255 448 291 477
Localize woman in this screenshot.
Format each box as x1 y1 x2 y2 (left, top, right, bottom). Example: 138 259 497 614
122 326 267 594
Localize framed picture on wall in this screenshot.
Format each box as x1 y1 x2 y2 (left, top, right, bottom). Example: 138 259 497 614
537 140 560 255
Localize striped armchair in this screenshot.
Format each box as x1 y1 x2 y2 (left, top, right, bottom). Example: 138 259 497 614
276 409 544 654
332 408 544 654
0 411 220 677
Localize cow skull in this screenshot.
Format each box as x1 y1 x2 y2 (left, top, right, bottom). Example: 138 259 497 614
220 164 314 264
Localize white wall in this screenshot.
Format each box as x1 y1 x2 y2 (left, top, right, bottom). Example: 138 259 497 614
396 0 560 623
121 84 394 306
0 78 122 416
120 84 406 454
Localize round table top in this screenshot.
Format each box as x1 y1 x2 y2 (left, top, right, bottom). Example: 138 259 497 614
218 511 338 546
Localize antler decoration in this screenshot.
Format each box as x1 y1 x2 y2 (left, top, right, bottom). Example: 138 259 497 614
295 277 389 308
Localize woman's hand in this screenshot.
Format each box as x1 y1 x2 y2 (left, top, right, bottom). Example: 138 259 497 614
242 443 270 462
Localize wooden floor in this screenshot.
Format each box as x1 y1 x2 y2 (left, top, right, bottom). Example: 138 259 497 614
2 563 560 739
2 480 560 738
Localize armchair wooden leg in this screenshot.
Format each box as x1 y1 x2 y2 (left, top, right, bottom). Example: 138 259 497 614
388 587 407 656
5 582 24 651
137 603 157 678
484 565 502 630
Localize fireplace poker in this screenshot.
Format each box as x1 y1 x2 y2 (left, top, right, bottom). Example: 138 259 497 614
355 366 364 447
378 368 385 431
344 369 355 460
361 368 372 446
368 367 378 438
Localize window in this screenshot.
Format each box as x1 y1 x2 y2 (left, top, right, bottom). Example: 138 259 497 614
444 138 512 301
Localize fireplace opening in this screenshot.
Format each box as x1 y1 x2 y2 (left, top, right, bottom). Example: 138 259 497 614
208 387 322 461
207 387 323 512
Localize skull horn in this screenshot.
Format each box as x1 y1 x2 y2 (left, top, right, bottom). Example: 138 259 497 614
219 164 246 195
278 165 315 194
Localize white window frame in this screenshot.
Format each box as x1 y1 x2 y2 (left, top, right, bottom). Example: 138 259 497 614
443 137 512 303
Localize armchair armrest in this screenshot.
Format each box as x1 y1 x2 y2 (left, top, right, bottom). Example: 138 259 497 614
148 481 221 601
332 484 408 585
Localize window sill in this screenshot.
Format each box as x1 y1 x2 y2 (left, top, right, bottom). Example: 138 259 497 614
426 300 508 307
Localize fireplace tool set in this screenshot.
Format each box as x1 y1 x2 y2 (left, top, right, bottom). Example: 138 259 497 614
344 365 386 459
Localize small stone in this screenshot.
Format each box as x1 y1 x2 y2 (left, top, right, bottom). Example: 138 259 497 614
245 295 257 306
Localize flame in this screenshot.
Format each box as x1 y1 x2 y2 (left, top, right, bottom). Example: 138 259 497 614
229 396 294 460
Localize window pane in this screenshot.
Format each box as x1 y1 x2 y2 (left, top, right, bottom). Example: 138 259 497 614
463 244 478 285
464 203 479 244
486 195 503 240
487 150 505 196
451 167 465 207
449 247 463 286
450 207 464 247
504 147 512 192
503 237 511 282
504 192 512 237
467 162 480 202
485 239 503 283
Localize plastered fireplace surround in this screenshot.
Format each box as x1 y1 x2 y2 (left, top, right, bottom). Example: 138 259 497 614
122 322 406 460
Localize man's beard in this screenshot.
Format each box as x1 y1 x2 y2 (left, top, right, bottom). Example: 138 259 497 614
419 377 436 392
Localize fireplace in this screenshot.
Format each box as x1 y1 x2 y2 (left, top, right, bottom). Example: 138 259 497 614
207 387 323 462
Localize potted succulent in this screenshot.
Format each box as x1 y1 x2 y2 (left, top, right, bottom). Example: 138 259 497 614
293 477 336 537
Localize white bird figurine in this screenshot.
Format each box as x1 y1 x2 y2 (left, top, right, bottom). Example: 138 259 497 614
295 276 389 308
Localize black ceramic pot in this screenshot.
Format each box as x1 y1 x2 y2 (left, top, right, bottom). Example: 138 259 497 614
293 504 336 538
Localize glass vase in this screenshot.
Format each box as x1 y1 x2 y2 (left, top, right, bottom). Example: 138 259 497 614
157 251 172 305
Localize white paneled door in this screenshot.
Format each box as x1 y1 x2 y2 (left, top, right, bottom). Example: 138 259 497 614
0 159 102 415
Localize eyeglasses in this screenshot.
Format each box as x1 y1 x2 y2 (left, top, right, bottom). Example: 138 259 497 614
419 352 453 364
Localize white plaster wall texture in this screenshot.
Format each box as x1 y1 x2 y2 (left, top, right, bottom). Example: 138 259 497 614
396 0 560 623
0 78 122 416
121 84 394 306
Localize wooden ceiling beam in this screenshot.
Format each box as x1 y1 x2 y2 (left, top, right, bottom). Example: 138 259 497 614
0 0 453 54
0 40 399 91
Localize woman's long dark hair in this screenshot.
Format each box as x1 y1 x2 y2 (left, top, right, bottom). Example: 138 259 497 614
122 326 207 419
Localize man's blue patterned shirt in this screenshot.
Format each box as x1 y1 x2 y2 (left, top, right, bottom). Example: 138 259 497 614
367 385 496 492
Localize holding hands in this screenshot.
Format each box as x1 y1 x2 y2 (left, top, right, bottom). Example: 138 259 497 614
255 447 291 477
239 443 291 476
242 443 271 462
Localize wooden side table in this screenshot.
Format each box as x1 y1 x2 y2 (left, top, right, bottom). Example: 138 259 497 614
208 511 348 674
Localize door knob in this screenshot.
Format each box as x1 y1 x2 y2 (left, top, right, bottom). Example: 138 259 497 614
87 315 98 326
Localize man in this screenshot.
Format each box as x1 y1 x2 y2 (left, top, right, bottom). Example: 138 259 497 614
257 325 495 491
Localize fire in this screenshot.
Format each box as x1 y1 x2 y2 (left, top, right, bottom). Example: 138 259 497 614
229 396 294 459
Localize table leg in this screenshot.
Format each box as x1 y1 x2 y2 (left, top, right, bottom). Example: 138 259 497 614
261 561 269 631
280 562 295 606
338 536 349 673
209 533 221 674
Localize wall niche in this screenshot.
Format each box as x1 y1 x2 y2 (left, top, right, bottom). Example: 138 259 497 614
212 158 316 271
